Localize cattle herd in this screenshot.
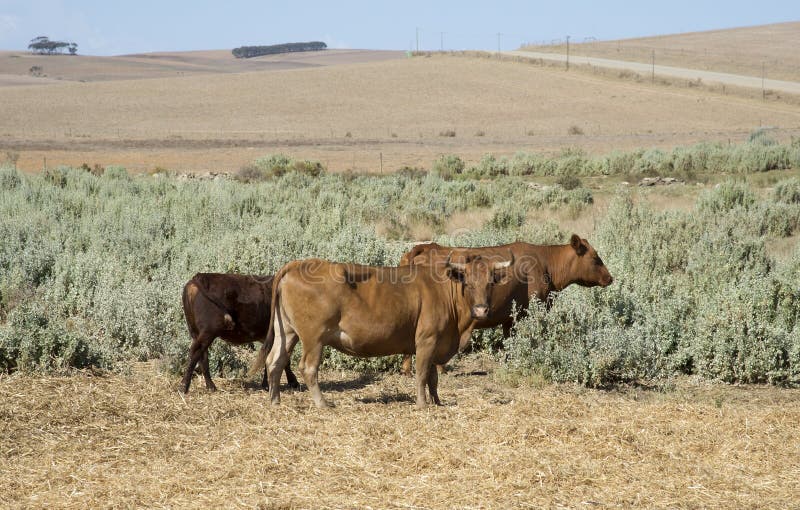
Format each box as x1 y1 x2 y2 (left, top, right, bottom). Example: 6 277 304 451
181 235 613 409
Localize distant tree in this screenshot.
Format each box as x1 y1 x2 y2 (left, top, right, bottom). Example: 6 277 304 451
232 41 327 59
28 36 77 55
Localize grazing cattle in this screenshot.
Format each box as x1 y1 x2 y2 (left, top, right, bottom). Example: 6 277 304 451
253 253 514 408
181 273 298 394
398 234 613 374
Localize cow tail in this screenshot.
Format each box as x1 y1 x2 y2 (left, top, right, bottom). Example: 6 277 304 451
247 264 288 378
191 274 235 330
182 278 200 340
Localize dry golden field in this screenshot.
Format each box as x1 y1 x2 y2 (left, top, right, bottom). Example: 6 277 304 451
3 358 800 509
2 50 800 173
523 22 800 83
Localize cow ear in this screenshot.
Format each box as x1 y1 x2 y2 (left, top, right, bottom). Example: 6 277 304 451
492 268 511 285
447 266 465 283
570 234 587 255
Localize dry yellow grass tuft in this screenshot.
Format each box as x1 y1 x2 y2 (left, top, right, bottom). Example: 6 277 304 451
3 359 799 508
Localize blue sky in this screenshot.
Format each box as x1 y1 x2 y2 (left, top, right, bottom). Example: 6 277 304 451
0 0 796 55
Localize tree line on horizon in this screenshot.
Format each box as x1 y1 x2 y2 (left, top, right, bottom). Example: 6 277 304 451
232 41 327 58
28 36 78 55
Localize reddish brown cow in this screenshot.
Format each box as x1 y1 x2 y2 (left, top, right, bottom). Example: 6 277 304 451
398 234 613 374
181 273 298 394
252 254 514 408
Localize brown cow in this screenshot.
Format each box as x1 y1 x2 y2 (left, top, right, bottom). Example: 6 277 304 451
398 234 613 374
253 254 514 408
181 273 298 394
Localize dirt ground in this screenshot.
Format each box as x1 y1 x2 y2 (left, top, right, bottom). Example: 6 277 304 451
524 22 800 83
2 357 798 509
3 53 800 174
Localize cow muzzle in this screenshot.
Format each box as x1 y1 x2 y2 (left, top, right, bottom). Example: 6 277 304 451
601 275 614 287
471 305 489 320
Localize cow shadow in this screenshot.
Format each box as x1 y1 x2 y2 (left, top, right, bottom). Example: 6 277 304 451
240 378 303 392
357 391 415 404
319 372 379 393
452 370 488 377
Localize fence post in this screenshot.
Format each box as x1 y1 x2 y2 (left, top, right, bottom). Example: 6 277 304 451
651 50 655 83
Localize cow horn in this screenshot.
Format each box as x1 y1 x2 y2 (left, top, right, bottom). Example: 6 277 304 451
493 250 515 269
445 251 466 271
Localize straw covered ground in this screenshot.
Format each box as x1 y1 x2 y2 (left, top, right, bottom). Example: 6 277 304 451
3 358 799 509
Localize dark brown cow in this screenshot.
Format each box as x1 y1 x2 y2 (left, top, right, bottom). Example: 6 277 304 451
181 273 298 394
398 234 613 374
252 254 514 408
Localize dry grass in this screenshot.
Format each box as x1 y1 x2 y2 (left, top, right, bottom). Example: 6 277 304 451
2 358 799 509
3 54 800 173
523 22 800 82
0 49 405 83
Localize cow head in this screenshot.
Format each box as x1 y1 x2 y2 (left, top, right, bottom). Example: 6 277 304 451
565 234 613 288
446 251 514 320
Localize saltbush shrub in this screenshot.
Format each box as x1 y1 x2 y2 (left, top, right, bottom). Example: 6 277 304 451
431 154 465 180
774 178 800 204
1 148 799 388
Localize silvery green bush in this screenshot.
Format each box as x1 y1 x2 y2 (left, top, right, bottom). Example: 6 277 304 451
504 185 800 386
0 163 589 376
1 152 798 387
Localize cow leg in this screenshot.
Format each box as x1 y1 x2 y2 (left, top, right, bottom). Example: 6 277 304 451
181 334 214 394
259 344 299 391
201 349 217 391
284 364 300 390
502 318 514 339
261 367 269 390
427 362 441 406
400 354 413 377
301 342 331 408
261 365 299 391
414 342 436 409
267 308 291 404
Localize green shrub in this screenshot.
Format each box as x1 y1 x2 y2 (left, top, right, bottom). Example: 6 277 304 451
697 180 757 213
396 166 427 180
254 153 294 177
2 156 800 388
0 166 21 190
293 159 324 177
555 174 582 190
748 128 777 146
774 178 800 204
469 154 509 177
432 154 465 180
235 164 265 182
